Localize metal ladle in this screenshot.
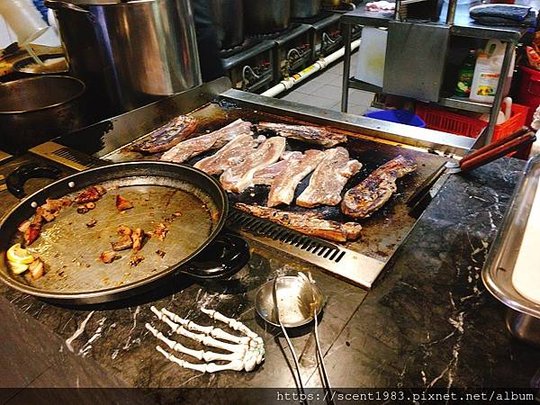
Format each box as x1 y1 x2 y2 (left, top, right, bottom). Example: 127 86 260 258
255 273 331 403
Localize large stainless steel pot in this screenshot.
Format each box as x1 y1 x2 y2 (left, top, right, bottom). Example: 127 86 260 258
211 0 244 49
292 0 321 18
244 0 291 35
0 76 89 155
45 0 202 117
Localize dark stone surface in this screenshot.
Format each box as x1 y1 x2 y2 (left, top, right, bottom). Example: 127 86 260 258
1 155 539 393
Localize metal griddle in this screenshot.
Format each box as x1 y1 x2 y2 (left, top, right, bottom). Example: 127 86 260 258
0 161 250 304
35 78 474 289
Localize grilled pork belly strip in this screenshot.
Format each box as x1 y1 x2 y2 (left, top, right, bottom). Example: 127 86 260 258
267 149 325 207
131 115 198 154
194 134 263 175
220 137 286 193
160 119 253 163
235 203 362 242
341 155 416 219
297 147 362 208
256 122 347 148
252 151 303 186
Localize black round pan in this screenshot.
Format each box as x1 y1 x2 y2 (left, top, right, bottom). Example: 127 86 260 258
0 161 249 304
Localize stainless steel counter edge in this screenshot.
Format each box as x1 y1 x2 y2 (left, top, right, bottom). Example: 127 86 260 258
222 89 474 156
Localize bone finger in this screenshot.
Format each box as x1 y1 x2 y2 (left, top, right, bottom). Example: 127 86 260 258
146 323 242 363
177 326 244 354
146 323 204 361
156 346 208 373
206 359 245 373
156 346 245 373
161 308 249 344
156 311 244 353
201 307 259 340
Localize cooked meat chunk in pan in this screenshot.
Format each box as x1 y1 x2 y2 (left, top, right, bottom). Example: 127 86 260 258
131 228 145 252
129 254 145 267
116 195 134 212
74 185 107 204
153 223 168 241
100 251 119 264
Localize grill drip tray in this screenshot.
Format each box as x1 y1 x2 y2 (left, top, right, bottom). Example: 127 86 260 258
227 209 384 288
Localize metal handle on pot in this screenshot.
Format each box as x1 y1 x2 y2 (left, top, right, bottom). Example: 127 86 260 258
180 233 250 280
44 0 89 14
6 163 62 198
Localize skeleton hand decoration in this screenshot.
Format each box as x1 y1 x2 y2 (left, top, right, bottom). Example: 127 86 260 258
146 306 265 373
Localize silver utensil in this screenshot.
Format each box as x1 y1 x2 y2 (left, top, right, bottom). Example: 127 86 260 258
272 277 306 399
256 274 328 403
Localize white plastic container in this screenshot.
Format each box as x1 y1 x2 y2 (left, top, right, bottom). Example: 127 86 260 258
0 0 48 44
470 39 515 104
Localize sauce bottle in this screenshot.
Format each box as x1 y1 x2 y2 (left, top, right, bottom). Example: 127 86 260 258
455 49 477 98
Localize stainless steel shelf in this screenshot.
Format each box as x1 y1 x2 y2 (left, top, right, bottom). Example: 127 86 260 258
341 3 528 42
348 78 382 93
348 79 493 114
437 96 492 114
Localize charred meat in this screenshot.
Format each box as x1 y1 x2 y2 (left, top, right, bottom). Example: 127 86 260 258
267 150 325 207
111 234 133 251
156 250 166 258
131 228 145 252
194 134 263 175
153 223 169 241
116 195 134 212
297 147 362 208
256 122 347 148
220 136 286 193
129 254 145 267
341 155 416 219
130 115 198 154
74 185 107 204
27 258 45 280
77 202 96 214
20 197 72 245
38 198 72 221
22 214 43 246
99 250 119 264
160 119 253 163
86 219 97 228
235 203 362 242
111 225 133 251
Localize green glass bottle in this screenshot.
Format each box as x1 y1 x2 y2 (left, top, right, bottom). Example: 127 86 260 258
455 49 477 98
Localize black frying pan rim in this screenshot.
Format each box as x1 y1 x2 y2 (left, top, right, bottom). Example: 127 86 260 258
0 161 228 303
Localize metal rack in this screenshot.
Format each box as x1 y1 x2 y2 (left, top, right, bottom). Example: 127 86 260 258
340 3 529 144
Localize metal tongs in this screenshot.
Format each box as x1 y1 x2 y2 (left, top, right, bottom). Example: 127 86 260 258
271 273 333 405
407 127 536 211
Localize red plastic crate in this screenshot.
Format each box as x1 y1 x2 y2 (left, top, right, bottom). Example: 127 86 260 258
415 102 529 141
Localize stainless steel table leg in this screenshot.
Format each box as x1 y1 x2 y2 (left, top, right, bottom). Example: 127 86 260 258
485 41 516 145
341 23 352 113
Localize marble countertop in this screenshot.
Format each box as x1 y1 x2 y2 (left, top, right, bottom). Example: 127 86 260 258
1 155 539 397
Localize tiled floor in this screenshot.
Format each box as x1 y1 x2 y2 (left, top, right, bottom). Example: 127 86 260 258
278 53 375 116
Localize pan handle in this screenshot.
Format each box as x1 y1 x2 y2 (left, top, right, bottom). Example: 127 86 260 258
6 163 62 198
179 233 250 280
